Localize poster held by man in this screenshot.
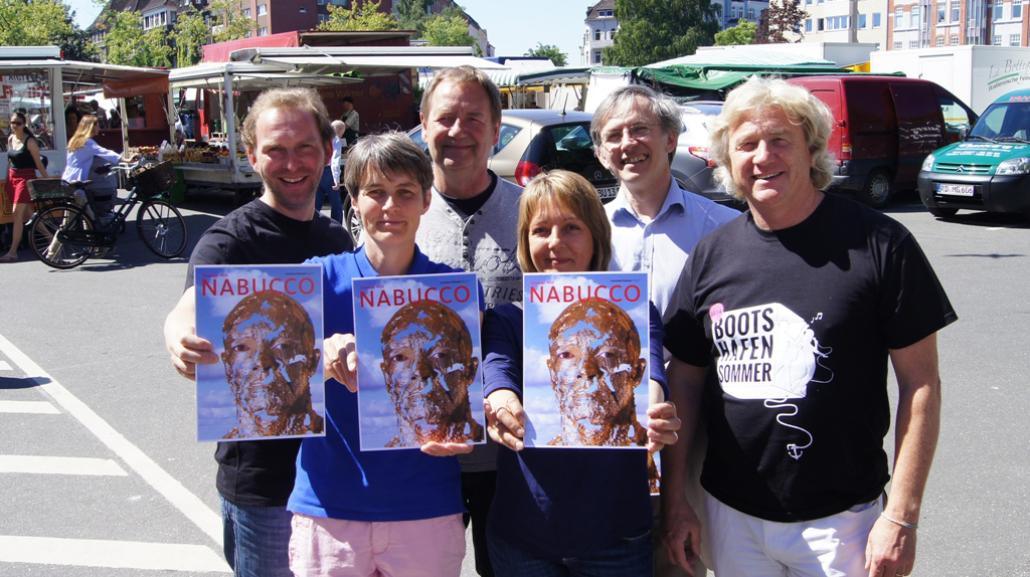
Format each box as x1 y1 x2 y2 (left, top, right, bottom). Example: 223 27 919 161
194 264 326 442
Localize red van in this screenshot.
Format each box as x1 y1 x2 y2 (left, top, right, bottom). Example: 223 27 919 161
787 76 977 207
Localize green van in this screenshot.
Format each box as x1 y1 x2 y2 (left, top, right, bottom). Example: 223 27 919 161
918 88 1030 218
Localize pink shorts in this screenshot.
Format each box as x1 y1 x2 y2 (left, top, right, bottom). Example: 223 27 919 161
289 512 465 577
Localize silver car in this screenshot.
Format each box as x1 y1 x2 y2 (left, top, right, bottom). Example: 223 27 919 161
672 101 738 205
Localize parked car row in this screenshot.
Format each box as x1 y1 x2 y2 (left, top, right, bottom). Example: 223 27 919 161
405 75 1027 221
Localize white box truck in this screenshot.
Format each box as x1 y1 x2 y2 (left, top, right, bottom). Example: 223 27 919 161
870 45 1030 114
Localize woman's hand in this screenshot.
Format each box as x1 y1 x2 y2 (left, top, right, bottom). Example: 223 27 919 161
485 389 525 451
420 442 475 457
323 333 358 392
646 401 680 455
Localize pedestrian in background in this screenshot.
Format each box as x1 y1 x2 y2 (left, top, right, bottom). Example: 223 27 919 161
2 111 49 262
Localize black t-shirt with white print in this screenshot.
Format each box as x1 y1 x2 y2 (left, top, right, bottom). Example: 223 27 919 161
187 199 352 507
665 193 956 522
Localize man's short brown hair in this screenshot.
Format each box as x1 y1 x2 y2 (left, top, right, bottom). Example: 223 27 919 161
240 87 333 152
420 65 502 124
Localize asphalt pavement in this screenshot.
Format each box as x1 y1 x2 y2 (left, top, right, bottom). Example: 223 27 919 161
0 192 1027 576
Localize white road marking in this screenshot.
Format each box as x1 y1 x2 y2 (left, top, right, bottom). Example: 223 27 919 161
0 400 60 414
0 333 223 547
0 361 11 370
0 535 230 572
0 455 127 476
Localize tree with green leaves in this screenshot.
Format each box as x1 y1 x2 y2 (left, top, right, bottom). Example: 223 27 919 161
140 26 173 68
393 0 431 33
714 19 757 45
605 0 721 67
209 0 255 42
101 10 145 66
421 11 478 54
756 0 807 43
172 5 210 67
319 0 399 31
525 43 567 67
0 0 97 61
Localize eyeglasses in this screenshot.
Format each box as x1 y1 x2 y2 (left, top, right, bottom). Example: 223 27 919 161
601 123 657 149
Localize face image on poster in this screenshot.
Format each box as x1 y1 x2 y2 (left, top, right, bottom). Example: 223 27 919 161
353 272 485 450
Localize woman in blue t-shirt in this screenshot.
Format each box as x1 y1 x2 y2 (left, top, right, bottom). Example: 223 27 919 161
482 169 681 576
288 132 474 577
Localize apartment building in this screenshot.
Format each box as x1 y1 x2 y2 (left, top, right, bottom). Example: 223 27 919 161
799 0 889 44
888 0 1029 48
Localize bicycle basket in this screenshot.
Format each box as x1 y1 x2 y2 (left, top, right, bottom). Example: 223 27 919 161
132 161 176 198
28 178 73 202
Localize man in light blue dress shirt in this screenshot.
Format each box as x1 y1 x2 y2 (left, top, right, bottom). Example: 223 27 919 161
591 85 739 323
591 85 739 577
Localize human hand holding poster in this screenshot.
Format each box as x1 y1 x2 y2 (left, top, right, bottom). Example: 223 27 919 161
194 265 326 442
353 272 485 451
523 271 650 449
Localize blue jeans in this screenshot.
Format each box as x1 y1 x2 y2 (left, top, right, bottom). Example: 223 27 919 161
221 497 294 577
315 165 343 223
488 528 652 577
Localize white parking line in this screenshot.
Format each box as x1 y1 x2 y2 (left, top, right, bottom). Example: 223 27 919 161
0 400 60 414
0 535 229 572
0 333 223 547
0 455 127 476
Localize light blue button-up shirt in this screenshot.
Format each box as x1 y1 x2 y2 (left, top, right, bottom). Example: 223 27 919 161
606 180 740 323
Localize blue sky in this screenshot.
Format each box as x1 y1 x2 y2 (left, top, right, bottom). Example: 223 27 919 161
65 0 590 66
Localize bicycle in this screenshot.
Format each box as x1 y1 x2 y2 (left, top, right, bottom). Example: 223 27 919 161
26 160 188 269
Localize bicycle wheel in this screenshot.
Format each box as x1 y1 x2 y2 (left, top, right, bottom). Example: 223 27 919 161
29 204 94 269
136 199 188 258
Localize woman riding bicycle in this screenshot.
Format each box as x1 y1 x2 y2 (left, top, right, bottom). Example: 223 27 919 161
2 111 49 263
63 114 132 217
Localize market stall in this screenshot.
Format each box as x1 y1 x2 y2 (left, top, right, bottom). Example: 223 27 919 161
1 46 171 225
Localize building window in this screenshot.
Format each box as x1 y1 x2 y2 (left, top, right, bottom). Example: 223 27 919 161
911 6 920 26
749 8 757 18
257 4 267 16
817 17 825 30
593 50 601 64
1015 0 1023 18
938 3 946 21
950 33 959 44
859 13 867 27
594 29 601 40
873 12 882 27
1011 33 1022 44
243 7 251 17
805 18 813 31
910 40 920 48
951 0 960 21
895 7 904 28
319 13 329 22
893 40 903 48
994 0 1004 19
994 33 1003 44
936 34 945 45
258 26 268 36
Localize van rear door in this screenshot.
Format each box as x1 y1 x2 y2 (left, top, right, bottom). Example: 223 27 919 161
889 82 946 186
807 83 844 164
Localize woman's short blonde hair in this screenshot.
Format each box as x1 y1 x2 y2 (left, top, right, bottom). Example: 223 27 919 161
709 77 837 199
516 170 612 273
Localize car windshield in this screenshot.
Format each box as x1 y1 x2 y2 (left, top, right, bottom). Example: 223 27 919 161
969 101 1030 141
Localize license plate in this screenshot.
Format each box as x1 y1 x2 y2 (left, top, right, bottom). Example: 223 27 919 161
936 183 974 196
596 186 619 200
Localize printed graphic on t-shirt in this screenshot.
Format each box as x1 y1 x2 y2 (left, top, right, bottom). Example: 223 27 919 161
709 302 832 460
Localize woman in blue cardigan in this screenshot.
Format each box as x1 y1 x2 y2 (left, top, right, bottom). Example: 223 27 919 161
483 169 680 577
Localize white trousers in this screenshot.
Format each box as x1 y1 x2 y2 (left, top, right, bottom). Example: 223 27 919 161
705 491 881 577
